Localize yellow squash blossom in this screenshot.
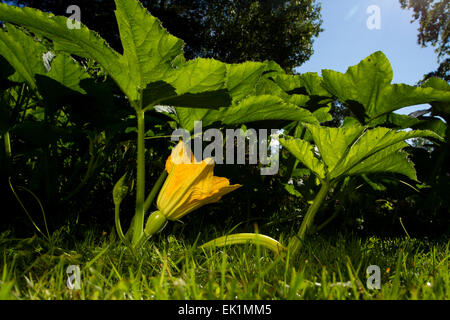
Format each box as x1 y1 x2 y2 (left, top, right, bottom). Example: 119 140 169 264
145 141 241 236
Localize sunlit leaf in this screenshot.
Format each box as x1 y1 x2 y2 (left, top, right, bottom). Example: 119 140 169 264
114 0 184 92
322 51 450 123
0 24 46 90
279 137 326 179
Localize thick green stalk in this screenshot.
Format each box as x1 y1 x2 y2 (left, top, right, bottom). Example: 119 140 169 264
132 110 146 245
289 180 330 255
3 132 11 159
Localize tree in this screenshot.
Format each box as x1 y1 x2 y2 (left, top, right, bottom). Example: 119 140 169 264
5 0 323 73
399 0 449 81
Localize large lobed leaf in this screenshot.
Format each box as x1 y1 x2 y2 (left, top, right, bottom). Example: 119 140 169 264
279 137 326 179
304 124 365 174
0 0 239 109
225 61 268 102
0 2 128 96
325 126 442 180
0 24 46 90
175 95 319 131
0 23 94 109
282 123 443 182
321 51 450 124
421 77 450 121
114 0 184 93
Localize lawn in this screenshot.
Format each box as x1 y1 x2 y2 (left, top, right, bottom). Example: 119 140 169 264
1 226 448 300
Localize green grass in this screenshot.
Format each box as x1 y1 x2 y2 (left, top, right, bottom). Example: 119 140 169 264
0 226 448 300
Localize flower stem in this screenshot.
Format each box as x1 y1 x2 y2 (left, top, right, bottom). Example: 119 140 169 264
144 170 168 213
132 110 146 246
288 180 330 255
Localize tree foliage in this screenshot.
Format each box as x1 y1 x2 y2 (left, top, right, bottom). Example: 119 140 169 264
399 0 449 81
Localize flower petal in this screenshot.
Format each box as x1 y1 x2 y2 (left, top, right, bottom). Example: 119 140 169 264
157 142 241 220
165 140 196 172
157 159 213 217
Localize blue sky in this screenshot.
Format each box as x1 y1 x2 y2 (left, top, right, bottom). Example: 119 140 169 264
295 0 441 115
296 0 439 83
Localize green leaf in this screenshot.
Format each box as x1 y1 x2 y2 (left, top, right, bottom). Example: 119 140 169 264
166 58 227 95
174 107 210 131
34 54 90 112
328 127 443 180
304 124 365 173
176 95 318 131
0 24 91 114
283 123 442 183
142 58 232 110
279 137 326 179
298 72 332 97
161 90 231 109
0 1 241 111
270 74 302 92
421 77 450 120
262 60 285 74
114 0 184 94
361 174 387 191
312 106 333 123
287 94 310 107
225 61 267 102
216 95 318 125
410 117 447 139
255 77 287 97
422 77 450 91
44 54 89 94
113 172 133 207
271 72 332 98
344 145 418 181
369 113 447 138
284 184 304 198
142 81 177 107
0 2 128 98
0 24 46 90
368 113 421 128
321 51 450 123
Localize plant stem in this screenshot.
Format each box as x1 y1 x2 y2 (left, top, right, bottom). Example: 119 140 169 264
3 131 11 159
289 180 330 255
144 170 168 213
314 208 340 233
132 110 146 245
